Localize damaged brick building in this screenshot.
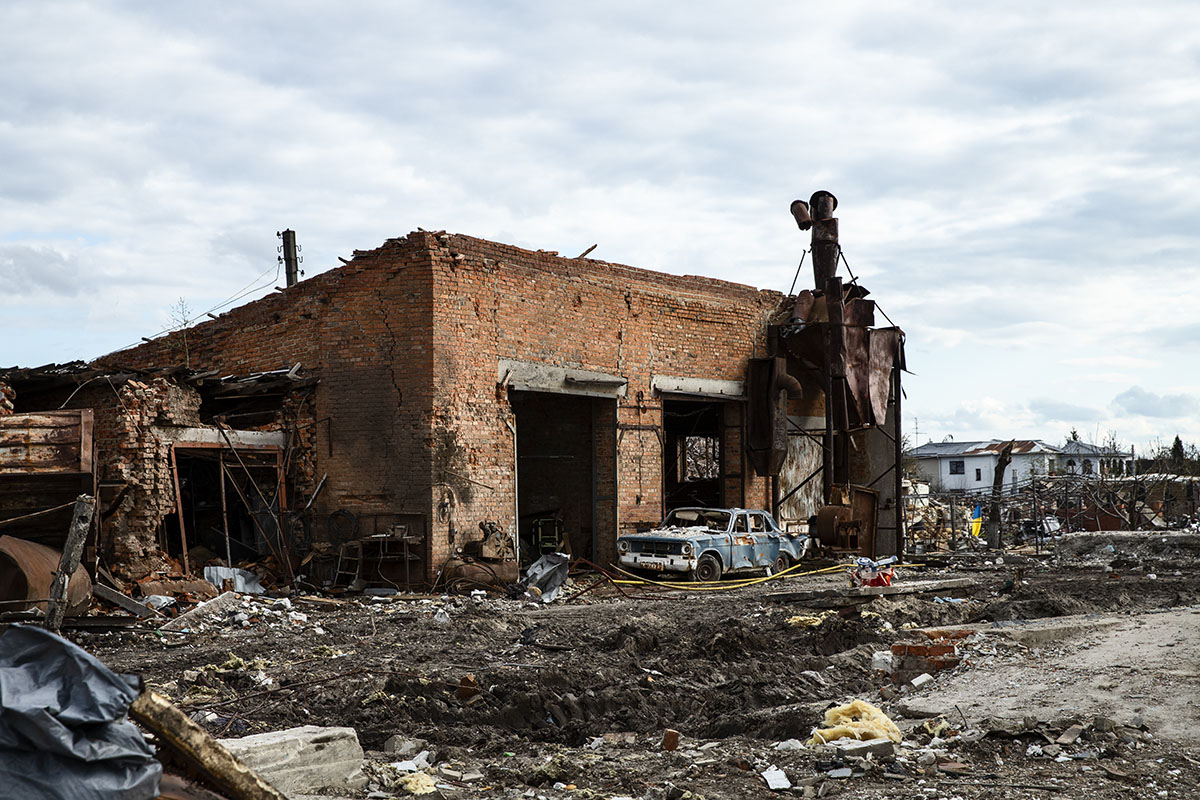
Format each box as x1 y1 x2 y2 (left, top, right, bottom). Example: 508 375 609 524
1 202 906 589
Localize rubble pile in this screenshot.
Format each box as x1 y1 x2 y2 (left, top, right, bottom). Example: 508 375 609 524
22 543 1180 800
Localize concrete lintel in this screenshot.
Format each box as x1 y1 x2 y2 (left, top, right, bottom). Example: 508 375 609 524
498 358 627 399
156 426 286 449
651 374 744 401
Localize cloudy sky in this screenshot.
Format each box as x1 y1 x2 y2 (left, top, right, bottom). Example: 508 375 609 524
3 2 1198 454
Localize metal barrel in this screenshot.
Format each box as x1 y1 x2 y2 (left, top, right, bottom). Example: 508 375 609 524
0 535 92 615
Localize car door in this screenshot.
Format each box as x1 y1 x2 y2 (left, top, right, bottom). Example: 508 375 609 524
729 512 755 569
750 512 779 567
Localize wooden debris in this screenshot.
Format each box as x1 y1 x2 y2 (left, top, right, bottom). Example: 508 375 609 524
129 690 287 800
93 584 162 618
44 494 94 631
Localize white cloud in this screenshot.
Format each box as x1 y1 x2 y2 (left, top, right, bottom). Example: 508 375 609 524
0 1 1198 451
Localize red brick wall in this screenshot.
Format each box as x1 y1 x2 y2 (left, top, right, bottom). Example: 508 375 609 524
100 235 439 576
423 233 779 569
49 379 202 579
100 231 781 581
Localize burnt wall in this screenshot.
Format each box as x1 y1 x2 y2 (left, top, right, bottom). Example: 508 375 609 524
97 236 438 575
96 230 782 580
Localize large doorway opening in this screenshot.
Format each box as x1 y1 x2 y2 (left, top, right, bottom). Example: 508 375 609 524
663 399 725 509
511 391 609 563
163 447 284 567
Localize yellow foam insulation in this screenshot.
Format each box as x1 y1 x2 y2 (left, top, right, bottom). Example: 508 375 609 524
809 699 903 745
786 611 834 627
399 772 438 795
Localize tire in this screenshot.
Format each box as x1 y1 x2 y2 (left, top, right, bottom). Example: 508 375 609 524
773 554 790 575
692 553 722 582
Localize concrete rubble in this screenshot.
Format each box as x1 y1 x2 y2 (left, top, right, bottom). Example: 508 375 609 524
219 725 368 795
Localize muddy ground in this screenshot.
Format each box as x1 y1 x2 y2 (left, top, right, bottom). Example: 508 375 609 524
76 533 1200 799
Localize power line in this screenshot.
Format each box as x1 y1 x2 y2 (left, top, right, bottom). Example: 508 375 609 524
102 259 282 357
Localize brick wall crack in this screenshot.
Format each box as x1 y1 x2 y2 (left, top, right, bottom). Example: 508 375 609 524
373 287 404 451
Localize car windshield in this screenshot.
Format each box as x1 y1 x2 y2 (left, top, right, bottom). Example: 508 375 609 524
663 509 730 531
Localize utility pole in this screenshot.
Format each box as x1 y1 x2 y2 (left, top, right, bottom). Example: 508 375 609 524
279 230 301 287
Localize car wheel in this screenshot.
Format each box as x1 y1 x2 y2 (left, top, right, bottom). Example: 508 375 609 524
773 554 790 575
692 554 722 582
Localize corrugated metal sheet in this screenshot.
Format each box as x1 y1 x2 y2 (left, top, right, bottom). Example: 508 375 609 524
779 431 823 524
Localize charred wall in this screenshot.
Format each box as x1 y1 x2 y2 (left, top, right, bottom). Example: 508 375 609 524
96 236 438 577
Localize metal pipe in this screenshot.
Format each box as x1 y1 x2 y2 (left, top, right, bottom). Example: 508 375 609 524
170 444 191 576
219 457 231 565
893 335 905 560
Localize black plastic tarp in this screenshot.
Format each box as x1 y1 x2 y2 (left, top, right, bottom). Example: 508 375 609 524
0 624 161 800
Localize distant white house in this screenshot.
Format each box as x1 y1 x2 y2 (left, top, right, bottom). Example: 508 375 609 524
1056 440 1135 476
907 439 1060 492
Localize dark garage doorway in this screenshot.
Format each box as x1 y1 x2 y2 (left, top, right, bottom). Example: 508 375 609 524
510 390 607 562
162 448 282 565
663 399 724 510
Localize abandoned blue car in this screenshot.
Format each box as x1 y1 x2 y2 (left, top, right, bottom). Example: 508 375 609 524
616 507 811 581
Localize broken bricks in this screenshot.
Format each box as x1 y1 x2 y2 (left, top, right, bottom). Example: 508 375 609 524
890 640 961 684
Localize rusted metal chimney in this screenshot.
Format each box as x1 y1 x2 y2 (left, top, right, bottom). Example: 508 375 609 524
789 199 812 230
808 190 838 289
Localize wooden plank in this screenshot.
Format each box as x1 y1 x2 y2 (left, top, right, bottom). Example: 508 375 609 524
0 412 84 428
0 427 80 447
0 442 81 466
79 409 94 474
766 577 976 604
0 410 91 474
93 584 161 619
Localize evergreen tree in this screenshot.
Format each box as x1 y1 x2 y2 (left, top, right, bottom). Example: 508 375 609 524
1170 435 1185 468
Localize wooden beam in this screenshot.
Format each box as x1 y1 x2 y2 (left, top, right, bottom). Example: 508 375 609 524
43 494 94 631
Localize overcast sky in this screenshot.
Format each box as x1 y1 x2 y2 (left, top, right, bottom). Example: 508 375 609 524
3 2 1198 454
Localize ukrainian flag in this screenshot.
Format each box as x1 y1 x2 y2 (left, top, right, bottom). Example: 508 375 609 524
970 504 983 537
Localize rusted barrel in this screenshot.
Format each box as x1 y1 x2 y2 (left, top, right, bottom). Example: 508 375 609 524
0 535 92 615
442 557 520 590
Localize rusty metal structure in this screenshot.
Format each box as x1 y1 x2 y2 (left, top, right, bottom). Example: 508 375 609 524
748 192 907 557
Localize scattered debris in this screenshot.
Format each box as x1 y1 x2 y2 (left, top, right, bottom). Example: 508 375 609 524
160 591 242 632
761 764 791 790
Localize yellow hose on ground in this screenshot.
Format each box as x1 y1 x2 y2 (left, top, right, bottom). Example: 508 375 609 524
610 562 846 591
610 559 929 592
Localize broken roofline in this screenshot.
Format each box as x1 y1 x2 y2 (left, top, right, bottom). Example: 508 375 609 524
907 439 1060 457
97 229 783 360
0 362 316 399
